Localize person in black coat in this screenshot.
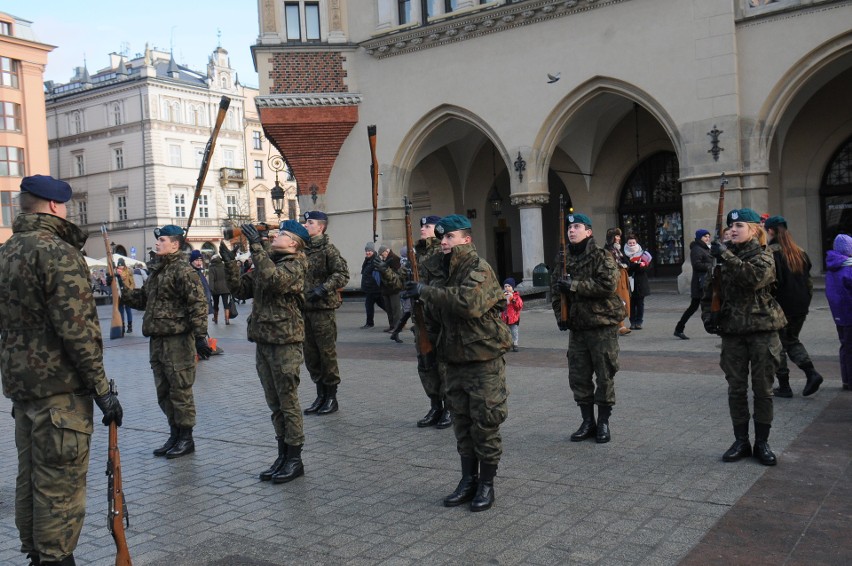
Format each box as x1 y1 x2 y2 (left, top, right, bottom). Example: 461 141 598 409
674 229 714 339
624 234 651 330
360 242 386 328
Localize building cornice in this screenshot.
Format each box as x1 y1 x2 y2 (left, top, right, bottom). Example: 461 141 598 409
361 0 629 59
255 93 363 108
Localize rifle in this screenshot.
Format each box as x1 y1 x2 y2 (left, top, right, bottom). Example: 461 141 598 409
709 173 728 314
403 196 434 357
185 96 231 236
368 125 379 242
558 195 569 324
101 224 124 340
106 379 132 566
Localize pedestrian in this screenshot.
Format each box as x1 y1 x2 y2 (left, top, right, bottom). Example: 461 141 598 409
301 211 350 416
701 208 786 466
0 175 123 566
377 244 403 332
624 234 652 330
220 221 310 483
605 227 632 335
403 214 511 512
360 242 386 328
115 258 136 334
764 216 824 397
552 212 624 444
825 233 852 391
501 277 524 352
389 245 412 343
121 224 212 458
207 254 232 325
189 249 214 316
674 229 713 339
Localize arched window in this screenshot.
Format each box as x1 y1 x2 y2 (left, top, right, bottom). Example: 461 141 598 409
821 136 852 259
112 102 122 126
71 111 83 134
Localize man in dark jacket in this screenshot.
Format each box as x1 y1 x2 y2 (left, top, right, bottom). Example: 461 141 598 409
376 244 403 332
207 254 232 324
0 175 123 566
550 212 624 444
674 229 713 339
360 242 386 328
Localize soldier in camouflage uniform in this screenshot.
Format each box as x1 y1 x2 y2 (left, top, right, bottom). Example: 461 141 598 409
550 213 624 444
221 221 310 483
122 224 211 459
0 176 123 566
701 208 786 466
404 214 510 513
300 211 350 415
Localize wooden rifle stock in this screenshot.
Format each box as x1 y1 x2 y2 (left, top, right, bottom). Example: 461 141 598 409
404 197 434 356
186 96 231 236
101 224 124 340
558 195 569 323
368 125 379 242
106 380 132 566
710 173 728 313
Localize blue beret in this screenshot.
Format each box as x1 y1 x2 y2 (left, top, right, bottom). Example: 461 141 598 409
727 208 761 226
695 229 710 240
764 215 787 230
154 224 185 238
279 219 310 246
20 175 72 203
434 214 471 236
566 212 592 228
420 215 441 226
304 210 328 221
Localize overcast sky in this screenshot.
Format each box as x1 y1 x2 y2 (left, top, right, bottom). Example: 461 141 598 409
3 0 260 87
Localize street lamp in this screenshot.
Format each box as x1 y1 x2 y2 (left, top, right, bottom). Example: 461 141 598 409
268 154 288 219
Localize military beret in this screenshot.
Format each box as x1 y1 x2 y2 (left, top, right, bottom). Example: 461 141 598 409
420 215 441 227
434 214 472 237
727 208 761 226
764 215 787 230
279 219 310 246
154 224 185 238
566 212 592 228
20 175 72 203
304 210 328 221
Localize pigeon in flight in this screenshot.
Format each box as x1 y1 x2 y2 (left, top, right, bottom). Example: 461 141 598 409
547 72 561 84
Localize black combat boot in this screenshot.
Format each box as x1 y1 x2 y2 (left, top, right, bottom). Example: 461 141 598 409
259 437 288 481
417 397 442 428
773 373 793 398
41 555 75 566
470 462 497 512
435 407 453 429
26 552 40 565
165 427 195 459
596 405 612 444
802 363 824 397
753 422 777 466
304 383 326 414
317 385 338 415
153 424 179 457
570 404 596 442
443 456 478 507
722 422 752 462
126 321 132 333
272 444 305 483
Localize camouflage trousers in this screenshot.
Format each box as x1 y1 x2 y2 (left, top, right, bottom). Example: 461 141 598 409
721 331 781 426
414 323 444 399
256 342 305 446
14 393 93 562
150 334 197 428
445 357 509 465
567 325 619 406
776 315 813 378
303 310 341 387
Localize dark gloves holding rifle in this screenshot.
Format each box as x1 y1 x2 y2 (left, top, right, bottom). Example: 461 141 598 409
95 391 123 426
307 285 328 302
556 275 573 294
557 320 569 332
195 336 214 360
105 273 123 289
241 223 263 246
710 240 727 259
703 313 721 335
402 281 424 299
372 256 388 273
218 241 235 262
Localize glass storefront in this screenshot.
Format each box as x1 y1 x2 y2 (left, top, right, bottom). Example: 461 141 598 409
821 137 852 261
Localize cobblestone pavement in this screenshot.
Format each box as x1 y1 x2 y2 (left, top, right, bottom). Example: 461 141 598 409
1 285 848 565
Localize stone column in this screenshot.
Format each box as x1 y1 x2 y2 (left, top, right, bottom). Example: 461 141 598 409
510 192 549 287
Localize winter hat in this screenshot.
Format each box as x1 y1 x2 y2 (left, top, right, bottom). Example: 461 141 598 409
503 277 516 288
834 234 852 257
117 258 126 267
189 250 203 262
695 229 710 240
378 245 389 255
399 246 408 259
365 242 375 252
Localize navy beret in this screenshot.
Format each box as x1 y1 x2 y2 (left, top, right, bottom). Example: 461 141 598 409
434 214 471 236
566 212 592 228
279 219 310 246
154 225 185 238
304 211 328 221
20 175 72 203
764 215 787 230
420 215 441 227
727 208 761 226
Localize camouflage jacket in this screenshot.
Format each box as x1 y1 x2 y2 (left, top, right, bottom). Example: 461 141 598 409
303 234 349 311
701 238 787 334
122 251 208 339
0 213 110 402
225 243 307 344
420 243 511 363
415 237 443 284
550 237 625 330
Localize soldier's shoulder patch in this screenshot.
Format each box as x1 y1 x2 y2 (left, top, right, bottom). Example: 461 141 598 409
469 268 488 283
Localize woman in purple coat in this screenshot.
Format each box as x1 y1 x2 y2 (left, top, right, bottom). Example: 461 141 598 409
826 234 852 391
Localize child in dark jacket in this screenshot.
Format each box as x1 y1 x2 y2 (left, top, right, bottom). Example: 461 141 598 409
501 278 524 352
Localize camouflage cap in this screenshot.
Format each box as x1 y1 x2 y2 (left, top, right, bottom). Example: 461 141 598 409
20 175 72 203
727 208 761 226
566 212 592 228
279 219 310 247
434 214 472 237
154 225 185 238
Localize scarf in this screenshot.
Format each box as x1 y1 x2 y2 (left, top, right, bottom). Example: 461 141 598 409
624 242 643 259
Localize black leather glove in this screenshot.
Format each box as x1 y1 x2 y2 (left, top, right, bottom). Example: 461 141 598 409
219 241 236 262
372 256 388 273
195 336 213 360
557 320 570 332
105 273 114 287
710 240 727 259
402 280 424 300
95 392 123 427
308 285 328 302
240 223 262 245
556 275 573 294
417 351 437 372
703 313 721 335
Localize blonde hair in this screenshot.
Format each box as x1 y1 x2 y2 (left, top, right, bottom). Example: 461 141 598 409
747 223 767 246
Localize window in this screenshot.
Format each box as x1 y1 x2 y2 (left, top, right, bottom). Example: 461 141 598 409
253 131 262 150
398 0 411 24
0 57 19 88
76 199 88 225
112 102 123 126
223 148 235 168
285 2 320 41
174 193 186 217
1 101 21 131
305 3 320 40
74 154 85 176
254 160 264 178
0 21 11 36
226 194 237 217
189 105 202 126
71 111 83 134
113 147 124 170
257 197 266 221
198 194 209 218
1 192 13 226
0 147 24 176
220 74 230 89
288 199 297 221
116 195 127 221
169 144 182 167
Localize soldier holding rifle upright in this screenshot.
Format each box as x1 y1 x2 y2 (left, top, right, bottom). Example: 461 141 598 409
0 175 123 566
